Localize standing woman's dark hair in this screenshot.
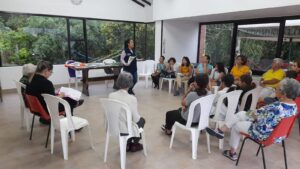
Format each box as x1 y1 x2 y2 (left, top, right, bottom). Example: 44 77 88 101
204 54 210 63
36 61 53 73
124 39 131 50
216 62 226 74
194 73 209 96
181 56 191 67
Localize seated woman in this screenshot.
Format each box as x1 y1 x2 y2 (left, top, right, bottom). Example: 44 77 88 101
151 55 165 89
290 59 300 82
210 62 227 86
26 61 83 124
161 57 176 78
109 72 146 152
210 74 235 118
174 56 193 96
161 74 210 135
207 74 256 136
230 55 250 84
207 78 299 161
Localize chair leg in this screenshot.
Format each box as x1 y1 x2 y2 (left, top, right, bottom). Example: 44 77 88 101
160 79 163 90
141 132 147 156
236 137 248 166
104 131 110 162
50 125 55 154
45 124 51 148
282 140 288 169
168 80 172 94
75 78 78 89
145 76 149 88
169 126 176 149
20 105 25 128
261 145 266 169
61 130 69 160
87 125 95 150
191 130 199 159
29 115 35 140
219 138 224 150
206 132 211 154
25 110 31 132
119 137 127 169
256 146 261 156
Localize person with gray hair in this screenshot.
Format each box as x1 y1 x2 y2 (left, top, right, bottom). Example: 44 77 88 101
259 58 285 100
109 72 146 152
19 63 36 86
208 78 299 161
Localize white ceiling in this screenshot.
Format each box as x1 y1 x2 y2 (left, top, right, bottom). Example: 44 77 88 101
171 5 300 23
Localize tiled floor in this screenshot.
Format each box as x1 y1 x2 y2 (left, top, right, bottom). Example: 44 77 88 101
0 81 300 169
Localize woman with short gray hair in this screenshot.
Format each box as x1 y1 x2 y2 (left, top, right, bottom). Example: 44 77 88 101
109 72 146 152
20 63 36 86
208 78 299 161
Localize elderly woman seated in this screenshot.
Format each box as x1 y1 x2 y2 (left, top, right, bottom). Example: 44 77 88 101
19 63 36 86
109 72 146 152
207 78 299 161
259 58 285 100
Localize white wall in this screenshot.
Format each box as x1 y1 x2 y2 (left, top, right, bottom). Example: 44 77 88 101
153 0 300 21
0 0 153 22
154 21 162 62
162 20 199 63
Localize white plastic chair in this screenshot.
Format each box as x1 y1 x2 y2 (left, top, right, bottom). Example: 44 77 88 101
138 60 155 88
14 80 31 132
169 94 216 159
65 60 81 89
103 59 117 87
100 98 147 169
160 77 176 94
210 90 242 150
42 94 94 160
239 87 262 111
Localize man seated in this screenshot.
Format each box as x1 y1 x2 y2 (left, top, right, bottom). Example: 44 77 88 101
259 58 285 101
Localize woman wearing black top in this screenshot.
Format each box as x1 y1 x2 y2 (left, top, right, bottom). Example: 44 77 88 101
120 39 137 95
26 61 83 124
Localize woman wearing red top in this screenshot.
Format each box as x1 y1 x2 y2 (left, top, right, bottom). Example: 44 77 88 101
291 59 300 82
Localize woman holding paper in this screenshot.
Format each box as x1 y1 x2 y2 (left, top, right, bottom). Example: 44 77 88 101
26 61 83 124
120 39 137 95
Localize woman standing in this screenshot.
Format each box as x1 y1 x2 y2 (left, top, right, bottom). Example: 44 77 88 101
120 39 137 95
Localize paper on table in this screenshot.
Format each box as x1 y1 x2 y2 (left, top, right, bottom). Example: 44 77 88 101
59 87 82 101
127 56 136 65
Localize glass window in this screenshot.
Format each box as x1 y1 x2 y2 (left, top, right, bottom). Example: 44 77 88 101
86 20 134 62
281 19 300 65
0 13 68 66
236 23 280 71
199 24 234 66
146 23 155 60
69 19 87 62
135 23 146 59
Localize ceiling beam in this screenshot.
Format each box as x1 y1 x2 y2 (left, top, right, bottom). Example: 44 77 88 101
141 0 151 6
132 0 145 7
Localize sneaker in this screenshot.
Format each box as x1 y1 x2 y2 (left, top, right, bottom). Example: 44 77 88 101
206 127 224 139
77 99 84 107
223 150 238 161
39 118 50 125
161 124 166 131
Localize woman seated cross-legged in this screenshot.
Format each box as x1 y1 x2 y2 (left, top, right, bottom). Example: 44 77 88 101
161 73 210 135
206 78 300 161
109 72 146 152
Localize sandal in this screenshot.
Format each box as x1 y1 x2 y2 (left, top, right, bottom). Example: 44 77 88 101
161 124 172 135
222 150 238 161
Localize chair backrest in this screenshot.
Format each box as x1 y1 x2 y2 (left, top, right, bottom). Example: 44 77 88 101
65 60 76 78
137 61 145 74
144 60 156 74
25 94 50 121
239 87 262 111
100 98 133 137
185 94 216 130
214 90 243 122
14 80 27 108
103 59 116 65
42 94 74 130
262 115 297 147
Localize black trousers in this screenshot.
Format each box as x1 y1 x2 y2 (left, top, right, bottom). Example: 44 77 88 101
58 97 78 116
151 73 160 86
165 108 198 130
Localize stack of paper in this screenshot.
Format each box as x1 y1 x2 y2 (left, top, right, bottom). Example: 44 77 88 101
59 87 82 101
